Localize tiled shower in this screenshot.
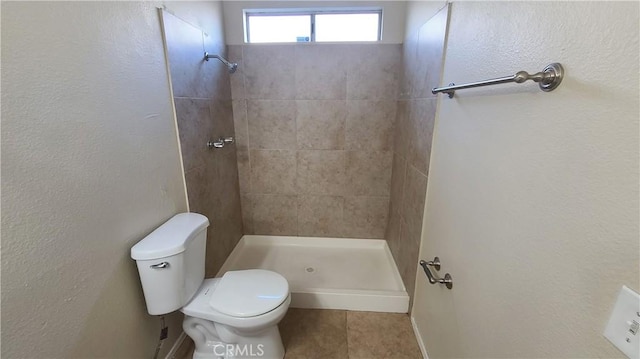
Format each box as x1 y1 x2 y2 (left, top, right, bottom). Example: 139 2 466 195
388 7 448 301
230 44 400 238
162 5 449 301
162 11 244 278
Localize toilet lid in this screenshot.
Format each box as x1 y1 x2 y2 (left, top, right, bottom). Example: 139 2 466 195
209 269 289 318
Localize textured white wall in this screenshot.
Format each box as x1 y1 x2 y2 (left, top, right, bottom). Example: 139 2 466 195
164 1 227 45
414 1 639 357
1 2 190 357
403 0 447 42
222 1 407 44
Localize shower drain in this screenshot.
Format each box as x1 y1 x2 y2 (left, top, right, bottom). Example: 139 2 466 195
305 267 315 273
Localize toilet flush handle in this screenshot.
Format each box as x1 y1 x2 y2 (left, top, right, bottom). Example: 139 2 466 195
150 262 170 269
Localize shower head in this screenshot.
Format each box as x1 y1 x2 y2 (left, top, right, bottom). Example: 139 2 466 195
204 52 238 74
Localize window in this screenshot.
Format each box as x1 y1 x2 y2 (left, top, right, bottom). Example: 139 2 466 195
245 9 382 43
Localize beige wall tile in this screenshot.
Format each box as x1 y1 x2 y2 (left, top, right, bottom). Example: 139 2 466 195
386 208 402 257
297 150 347 196
204 229 220 277
297 195 345 237
233 99 251 195
227 45 243 64
231 44 408 239
407 98 437 175
399 30 419 100
399 7 447 100
252 194 298 235
232 100 251 197
240 194 253 235
345 100 396 151
384 154 404 278
387 158 411 291
231 99 249 149
295 44 347 100
201 149 243 276
343 196 389 239
206 220 241 277
397 221 421 302
185 159 238 278
346 150 393 196
205 213 242 277
236 148 251 194
166 12 243 282
393 100 410 160
401 165 428 239
347 44 401 100
250 150 297 194
162 12 211 98
184 164 212 216
296 100 346 150
388 154 407 217
175 98 213 172
228 45 246 100
203 37 232 101
212 151 242 223
210 99 235 141
247 100 296 150
386 6 447 302
244 45 295 99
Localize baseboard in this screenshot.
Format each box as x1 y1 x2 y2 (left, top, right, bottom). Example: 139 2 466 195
164 331 187 359
411 316 429 359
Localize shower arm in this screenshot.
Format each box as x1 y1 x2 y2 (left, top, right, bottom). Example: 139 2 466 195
204 52 238 73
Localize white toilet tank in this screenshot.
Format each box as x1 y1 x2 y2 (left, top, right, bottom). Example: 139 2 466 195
131 213 209 315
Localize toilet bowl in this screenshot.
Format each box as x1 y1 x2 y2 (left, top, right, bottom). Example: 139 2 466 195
130 213 290 359
182 272 290 359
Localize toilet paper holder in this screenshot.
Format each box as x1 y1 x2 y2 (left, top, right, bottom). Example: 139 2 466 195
419 257 453 289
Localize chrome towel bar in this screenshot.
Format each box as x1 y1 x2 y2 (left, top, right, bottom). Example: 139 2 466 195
432 62 564 98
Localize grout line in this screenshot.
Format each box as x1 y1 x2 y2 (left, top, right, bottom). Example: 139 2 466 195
291 47 300 236
399 155 409 228
295 194 300 236
173 96 212 101
409 162 429 179
345 310 351 359
243 99 252 194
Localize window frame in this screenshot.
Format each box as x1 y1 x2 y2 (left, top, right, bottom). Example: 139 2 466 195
244 8 383 43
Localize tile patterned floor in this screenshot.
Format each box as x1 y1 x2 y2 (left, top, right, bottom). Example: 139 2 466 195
176 309 422 359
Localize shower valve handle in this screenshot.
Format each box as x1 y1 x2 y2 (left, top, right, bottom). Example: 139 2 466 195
207 139 224 149
207 136 234 149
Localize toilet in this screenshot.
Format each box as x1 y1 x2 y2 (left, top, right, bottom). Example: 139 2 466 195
131 213 290 359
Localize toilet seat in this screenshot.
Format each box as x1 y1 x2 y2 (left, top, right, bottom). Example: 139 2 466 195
181 274 291 330
210 269 289 318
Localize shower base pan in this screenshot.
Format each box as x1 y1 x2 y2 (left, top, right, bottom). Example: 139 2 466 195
217 235 409 313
